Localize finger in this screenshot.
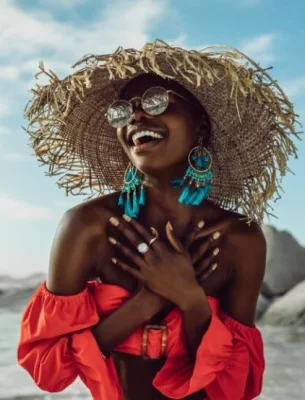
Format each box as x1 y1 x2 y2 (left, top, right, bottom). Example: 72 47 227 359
183 220 205 250
109 216 147 250
108 237 145 267
192 220 227 242
165 221 184 253
191 233 221 264
195 247 220 276
122 214 166 253
198 262 218 284
122 214 153 242
112 257 143 280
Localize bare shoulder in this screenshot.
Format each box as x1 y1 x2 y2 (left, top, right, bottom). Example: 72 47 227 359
62 192 119 231
53 192 120 252
218 212 267 324
47 192 121 295
201 201 266 252
226 213 267 253
219 210 267 274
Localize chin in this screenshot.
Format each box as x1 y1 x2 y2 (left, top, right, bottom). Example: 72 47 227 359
134 158 168 175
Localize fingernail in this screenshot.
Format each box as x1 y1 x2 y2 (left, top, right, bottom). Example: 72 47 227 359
111 257 117 264
167 221 173 231
108 237 117 245
122 214 131 222
213 231 221 240
212 263 218 271
213 247 220 256
197 220 205 229
109 217 119 226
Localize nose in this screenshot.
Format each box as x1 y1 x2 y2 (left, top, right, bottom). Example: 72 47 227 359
130 98 153 122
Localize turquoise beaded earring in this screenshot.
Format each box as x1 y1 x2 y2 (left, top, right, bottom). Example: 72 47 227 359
171 138 214 205
118 164 145 218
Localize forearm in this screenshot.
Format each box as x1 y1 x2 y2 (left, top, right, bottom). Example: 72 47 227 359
180 285 212 355
91 290 166 355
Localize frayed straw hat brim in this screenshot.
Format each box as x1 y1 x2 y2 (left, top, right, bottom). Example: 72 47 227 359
25 40 300 223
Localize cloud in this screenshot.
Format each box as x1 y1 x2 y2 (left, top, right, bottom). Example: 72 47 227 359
54 198 81 209
0 0 169 161
0 0 169 118
0 0 167 65
41 0 87 8
2 152 29 161
240 33 277 64
282 76 305 98
0 127 9 151
0 65 20 80
0 127 9 136
0 193 55 221
168 33 188 47
0 103 11 117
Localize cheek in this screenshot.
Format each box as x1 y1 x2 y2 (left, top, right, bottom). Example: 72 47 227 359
165 113 196 147
116 128 127 149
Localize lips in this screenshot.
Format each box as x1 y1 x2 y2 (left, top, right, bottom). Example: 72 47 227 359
125 125 167 155
127 124 167 145
132 138 165 154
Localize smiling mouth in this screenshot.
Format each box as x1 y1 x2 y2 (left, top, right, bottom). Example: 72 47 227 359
128 130 166 147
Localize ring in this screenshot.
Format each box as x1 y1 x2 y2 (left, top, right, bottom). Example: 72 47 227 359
148 236 158 246
137 242 150 254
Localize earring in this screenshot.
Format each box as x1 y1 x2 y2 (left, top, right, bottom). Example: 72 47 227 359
171 139 214 206
118 164 145 218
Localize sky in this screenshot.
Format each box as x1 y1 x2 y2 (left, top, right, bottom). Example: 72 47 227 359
0 0 304 277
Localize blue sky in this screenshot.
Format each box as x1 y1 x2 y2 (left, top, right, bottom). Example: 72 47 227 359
0 0 304 277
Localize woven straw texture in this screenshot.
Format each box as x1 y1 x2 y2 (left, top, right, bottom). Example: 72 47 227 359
25 39 300 222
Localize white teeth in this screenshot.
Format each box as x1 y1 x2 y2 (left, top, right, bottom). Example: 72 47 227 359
131 130 164 146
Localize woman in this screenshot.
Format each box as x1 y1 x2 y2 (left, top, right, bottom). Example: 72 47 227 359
17 40 298 399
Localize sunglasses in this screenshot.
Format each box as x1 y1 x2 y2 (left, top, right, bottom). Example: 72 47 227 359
106 86 189 129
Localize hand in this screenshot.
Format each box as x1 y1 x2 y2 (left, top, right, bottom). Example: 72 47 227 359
166 220 222 289
108 215 198 308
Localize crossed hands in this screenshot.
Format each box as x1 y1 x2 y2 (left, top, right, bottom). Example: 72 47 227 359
108 215 222 309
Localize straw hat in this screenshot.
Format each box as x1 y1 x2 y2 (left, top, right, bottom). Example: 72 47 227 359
25 39 300 222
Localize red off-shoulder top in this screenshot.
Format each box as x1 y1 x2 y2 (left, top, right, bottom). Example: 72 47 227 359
17 281 265 399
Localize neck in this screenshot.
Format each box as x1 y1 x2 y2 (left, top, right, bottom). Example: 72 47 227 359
142 163 186 210
141 171 195 226
141 181 197 237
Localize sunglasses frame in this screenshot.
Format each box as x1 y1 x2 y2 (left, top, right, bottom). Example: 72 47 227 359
106 86 189 128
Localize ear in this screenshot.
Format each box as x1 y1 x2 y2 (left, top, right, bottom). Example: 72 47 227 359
196 117 211 145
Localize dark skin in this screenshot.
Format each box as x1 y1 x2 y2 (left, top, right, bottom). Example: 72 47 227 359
47 74 266 400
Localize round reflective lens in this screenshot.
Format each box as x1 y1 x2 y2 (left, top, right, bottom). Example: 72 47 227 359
142 86 169 116
107 100 132 128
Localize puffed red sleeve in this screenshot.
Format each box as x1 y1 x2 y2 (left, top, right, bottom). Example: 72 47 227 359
17 282 122 400
153 297 265 400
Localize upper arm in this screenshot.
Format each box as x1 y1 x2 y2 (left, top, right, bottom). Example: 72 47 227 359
220 221 267 326
47 207 105 295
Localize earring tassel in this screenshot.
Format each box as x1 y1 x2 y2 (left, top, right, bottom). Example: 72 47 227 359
178 184 191 204
139 185 146 205
125 193 136 218
132 190 140 215
118 192 124 207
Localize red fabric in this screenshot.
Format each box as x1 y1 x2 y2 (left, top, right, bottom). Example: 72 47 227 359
17 281 265 400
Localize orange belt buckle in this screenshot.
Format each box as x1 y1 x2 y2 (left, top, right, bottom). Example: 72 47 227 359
141 324 167 360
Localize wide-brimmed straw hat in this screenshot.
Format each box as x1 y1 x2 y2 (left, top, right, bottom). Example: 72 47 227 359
25 39 300 222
